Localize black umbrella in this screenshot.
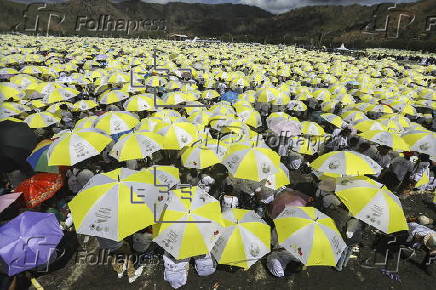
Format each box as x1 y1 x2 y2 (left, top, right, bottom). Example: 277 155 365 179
0 121 37 175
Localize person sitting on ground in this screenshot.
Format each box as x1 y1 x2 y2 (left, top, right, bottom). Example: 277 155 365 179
58 104 74 130
410 154 431 190
406 222 436 268
194 253 217 277
198 174 215 194
163 251 190 289
266 228 301 277
336 218 365 271
380 152 414 192
316 179 341 209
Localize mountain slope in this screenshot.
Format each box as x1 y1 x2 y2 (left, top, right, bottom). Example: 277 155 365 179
0 0 434 50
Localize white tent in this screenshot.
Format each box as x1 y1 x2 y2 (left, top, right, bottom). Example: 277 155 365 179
336 43 349 51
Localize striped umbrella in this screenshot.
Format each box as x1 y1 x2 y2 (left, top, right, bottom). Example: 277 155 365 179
152 186 224 259
211 208 270 269
47 128 112 166
274 207 346 266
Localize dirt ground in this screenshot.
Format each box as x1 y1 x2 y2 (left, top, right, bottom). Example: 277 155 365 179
35 193 435 290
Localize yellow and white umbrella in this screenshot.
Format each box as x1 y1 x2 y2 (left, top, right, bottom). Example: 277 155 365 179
255 88 284 103
42 87 79 104
152 186 224 260
341 110 367 123
0 82 25 101
274 206 346 266
287 100 307 112
47 128 112 166
402 130 436 158
211 208 270 269
264 163 290 190
353 120 387 132
123 94 157 111
74 116 98 129
93 111 139 135
310 151 381 176
335 187 408 234
145 76 167 87
237 109 262 128
46 102 74 114
73 100 98 111
320 113 345 128
107 71 130 84
187 111 212 125
24 112 60 128
358 130 409 152
99 90 129 105
335 176 386 192
162 91 195 105
68 168 161 241
222 144 280 182
364 104 394 114
0 102 30 118
300 121 325 136
288 136 325 155
181 141 225 169
155 122 199 150
141 165 180 190
202 89 220 100
109 131 164 161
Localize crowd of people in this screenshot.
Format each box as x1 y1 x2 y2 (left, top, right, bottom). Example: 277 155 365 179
0 35 435 289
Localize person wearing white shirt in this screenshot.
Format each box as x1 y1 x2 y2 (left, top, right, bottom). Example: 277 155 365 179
390 155 414 180
163 251 189 289
194 253 217 276
411 154 431 186
221 195 239 210
266 229 301 277
198 174 215 194
372 145 395 169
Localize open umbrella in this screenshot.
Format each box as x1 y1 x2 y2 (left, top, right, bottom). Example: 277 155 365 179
47 128 112 166
268 189 311 219
274 206 346 266
211 208 270 269
109 131 164 161
0 212 64 276
68 168 161 241
26 139 59 173
335 187 408 234
14 173 63 208
0 192 22 214
0 120 37 174
222 144 281 182
358 130 409 152
310 151 381 176
220 91 239 103
152 186 224 260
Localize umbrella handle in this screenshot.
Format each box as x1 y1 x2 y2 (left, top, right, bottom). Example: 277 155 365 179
31 278 44 290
